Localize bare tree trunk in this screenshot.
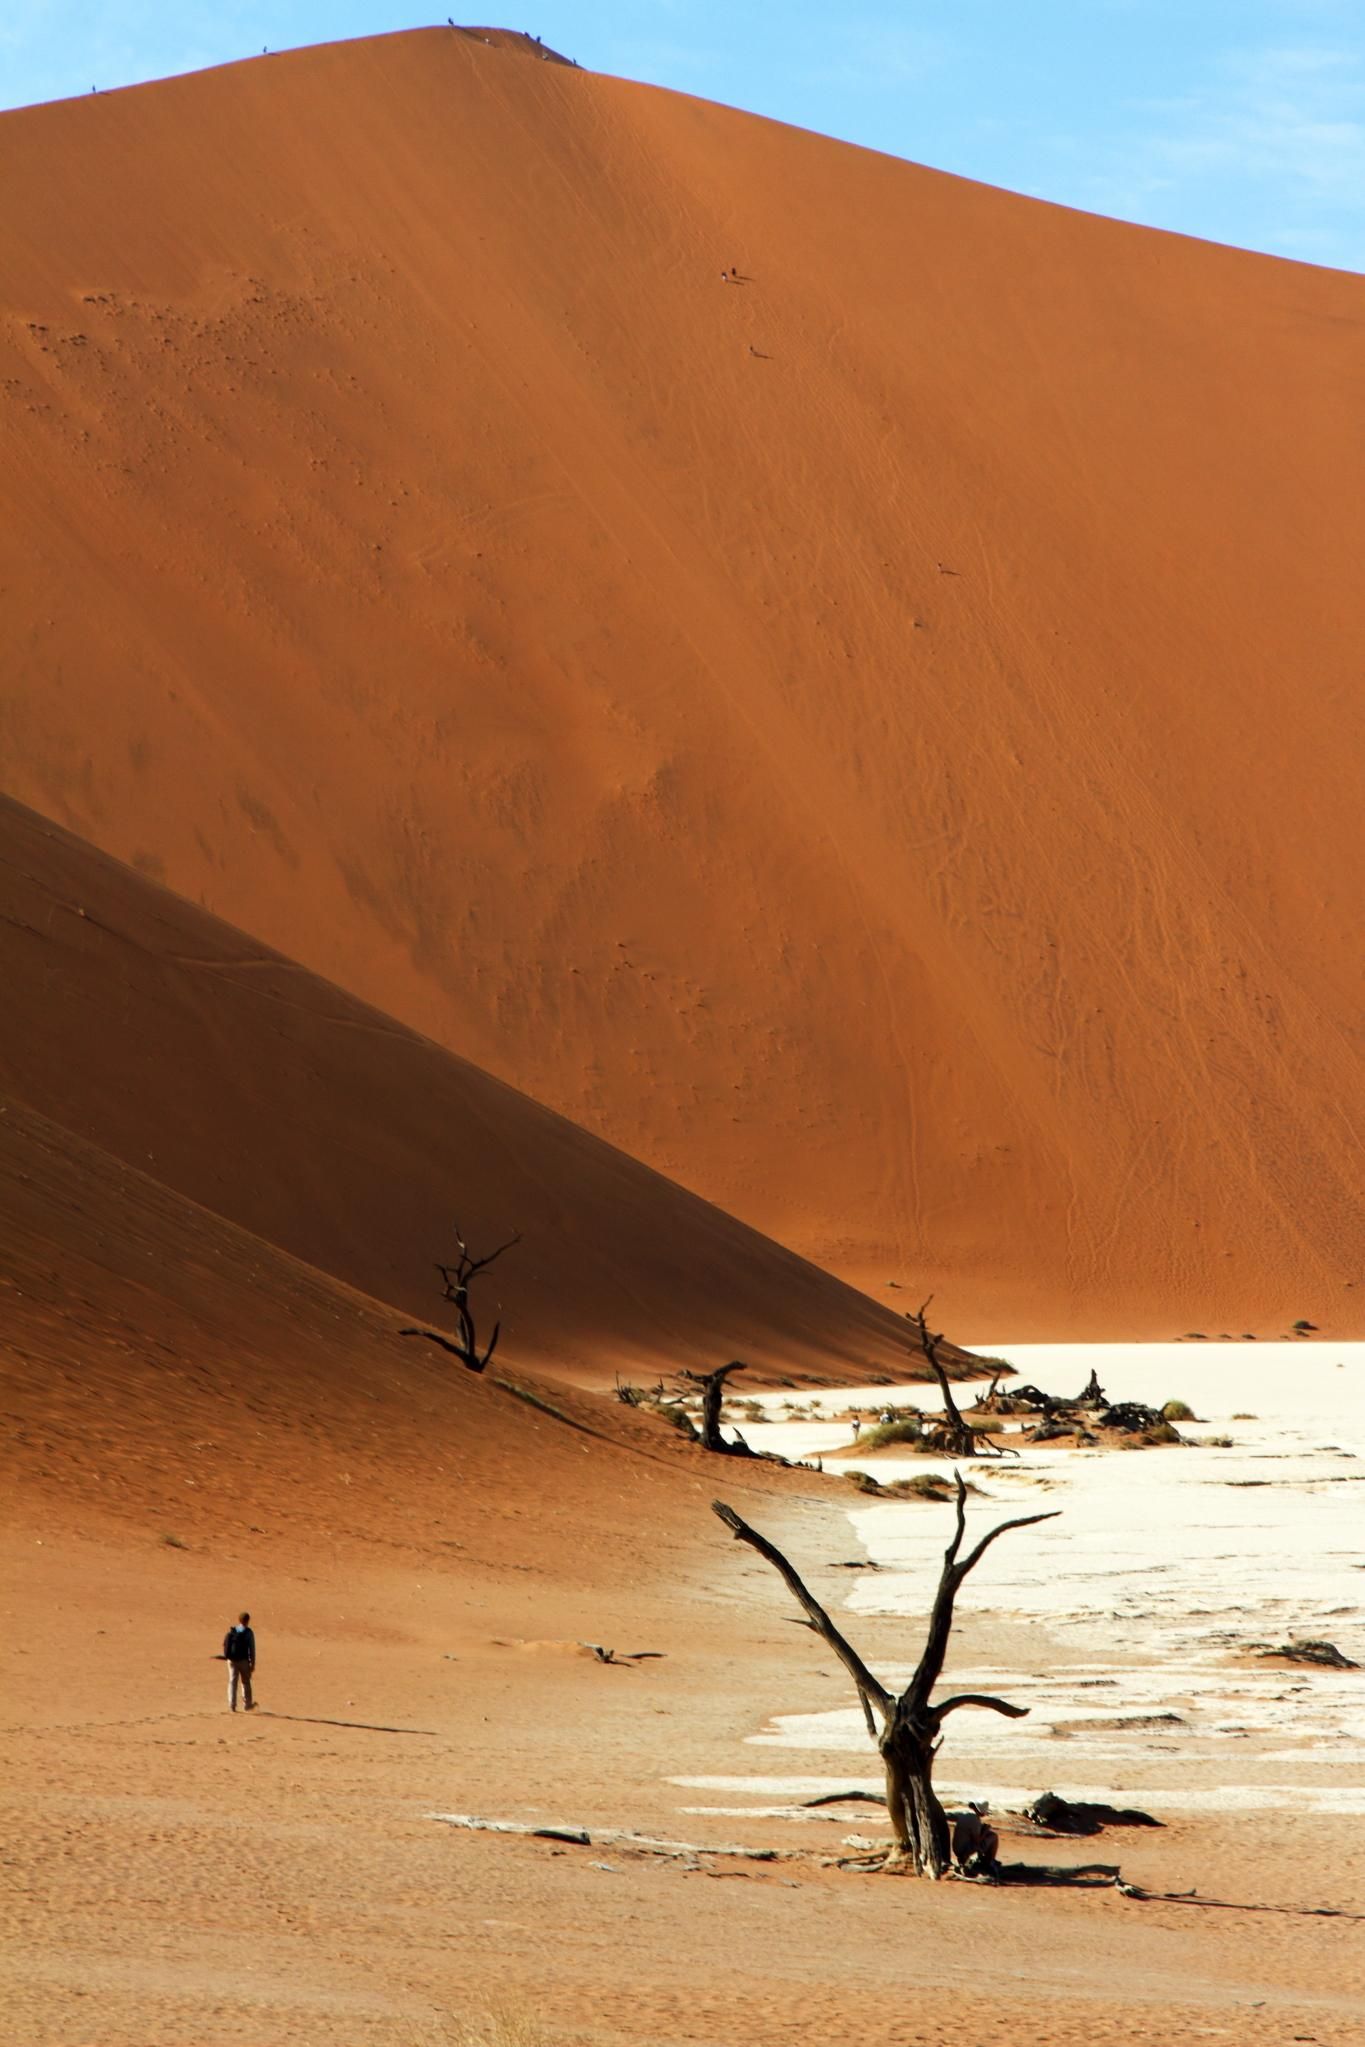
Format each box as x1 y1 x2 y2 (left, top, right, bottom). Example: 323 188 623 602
910 1300 977 1456
698 1372 726 1451
881 1716 951 1876
679 1362 750 1453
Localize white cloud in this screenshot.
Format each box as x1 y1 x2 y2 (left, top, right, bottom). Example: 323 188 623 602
1079 39 1365 268
797 20 949 96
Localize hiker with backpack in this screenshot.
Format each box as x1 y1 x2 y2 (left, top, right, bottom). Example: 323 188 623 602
220 1611 257 1712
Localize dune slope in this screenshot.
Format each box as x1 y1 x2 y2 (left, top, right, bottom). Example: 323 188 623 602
0 795 931 1380
2 30 1364 1333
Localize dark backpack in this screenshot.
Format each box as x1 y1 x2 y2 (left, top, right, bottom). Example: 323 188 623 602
224 1626 253 1662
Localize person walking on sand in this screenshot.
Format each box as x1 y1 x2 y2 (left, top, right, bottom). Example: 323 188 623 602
222 1611 256 1712
851 1416 862 1441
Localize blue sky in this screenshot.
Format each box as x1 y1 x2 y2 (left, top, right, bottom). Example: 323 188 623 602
3 4 1363 272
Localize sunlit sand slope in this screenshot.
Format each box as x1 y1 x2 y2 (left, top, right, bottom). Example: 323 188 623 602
0 796 928 1379
3 29 1364 1333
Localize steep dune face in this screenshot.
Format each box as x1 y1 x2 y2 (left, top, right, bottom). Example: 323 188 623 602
2 30 1363 1334
0 797 923 1379
1 1091 600 1546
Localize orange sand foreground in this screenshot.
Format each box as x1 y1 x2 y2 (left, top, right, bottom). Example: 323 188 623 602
3 28 1364 2047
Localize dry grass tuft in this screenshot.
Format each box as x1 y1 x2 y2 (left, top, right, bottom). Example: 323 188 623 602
409 2009 562 2047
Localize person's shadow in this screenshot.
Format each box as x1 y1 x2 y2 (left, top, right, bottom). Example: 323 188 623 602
256 1710 437 1736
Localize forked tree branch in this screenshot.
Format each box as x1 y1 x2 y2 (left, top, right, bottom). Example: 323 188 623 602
932 1692 1029 1722
679 1363 749 1389
436 1229 521 1293
957 1507 1060 1580
711 1501 893 1721
907 1472 1060 1709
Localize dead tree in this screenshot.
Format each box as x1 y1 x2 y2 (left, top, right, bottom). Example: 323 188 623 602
678 1361 750 1453
713 1475 1058 1877
909 1299 978 1457
399 1223 519 1374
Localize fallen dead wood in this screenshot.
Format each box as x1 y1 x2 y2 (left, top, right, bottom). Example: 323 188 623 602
1257 1638 1359 1669
580 1644 667 1666
802 1790 886 1808
1024 1792 1162 1835
428 1813 791 1861
430 1810 1354 1913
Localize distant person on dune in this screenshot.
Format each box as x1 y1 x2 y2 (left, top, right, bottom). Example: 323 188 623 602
221 1611 257 1712
852 1416 862 1440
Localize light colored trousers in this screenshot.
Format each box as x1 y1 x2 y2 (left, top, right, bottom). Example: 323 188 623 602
227 1659 255 1710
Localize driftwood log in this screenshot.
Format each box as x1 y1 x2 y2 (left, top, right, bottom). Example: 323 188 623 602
713 1475 1058 1878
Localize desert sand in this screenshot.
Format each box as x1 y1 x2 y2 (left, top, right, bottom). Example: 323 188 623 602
2 27 1364 1336
0 793 936 1383
3 26 1365 2047
5 1213 1363 2044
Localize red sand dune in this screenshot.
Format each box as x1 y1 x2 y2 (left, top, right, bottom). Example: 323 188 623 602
3 29 1365 1335
0 795 933 1381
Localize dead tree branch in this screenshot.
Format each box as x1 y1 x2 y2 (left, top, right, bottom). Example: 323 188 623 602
933 1693 1030 1721
712 1502 892 1721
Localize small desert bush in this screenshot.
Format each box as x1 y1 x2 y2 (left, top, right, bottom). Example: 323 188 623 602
611 1381 694 1433
1161 1399 1197 1421
885 1472 956 1502
1232 1411 1258 1420
859 1419 926 1450
848 1470 971 1501
161 1533 189 1550
1203 1434 1234 1448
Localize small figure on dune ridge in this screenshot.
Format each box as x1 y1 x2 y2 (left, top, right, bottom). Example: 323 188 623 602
220 1610 257 1712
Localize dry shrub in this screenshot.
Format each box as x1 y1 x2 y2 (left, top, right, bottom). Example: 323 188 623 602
859 1418 926 1449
